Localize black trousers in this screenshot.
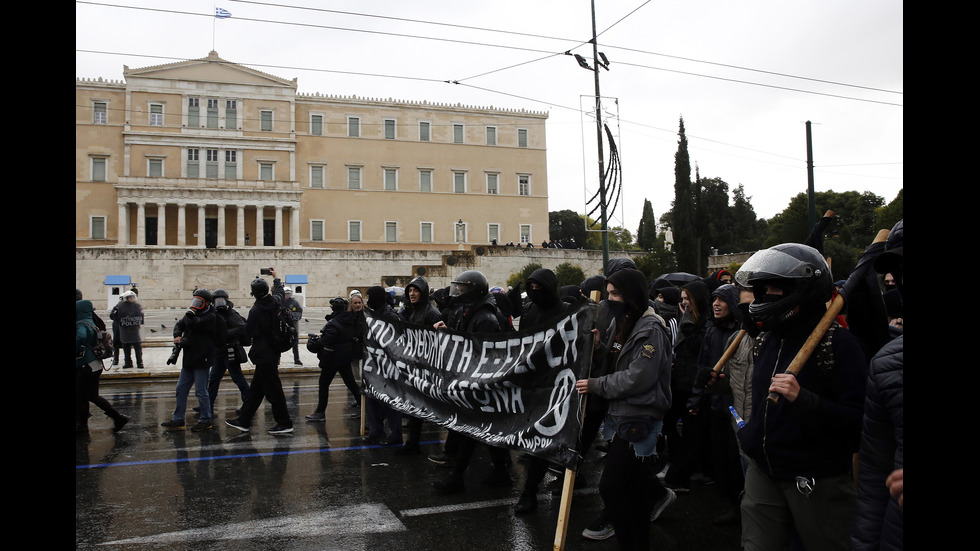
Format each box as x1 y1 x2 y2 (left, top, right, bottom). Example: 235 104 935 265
599 436 669 551
314 361 361 413
238 362 291 427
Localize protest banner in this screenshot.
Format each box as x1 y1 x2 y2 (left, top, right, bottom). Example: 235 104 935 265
361 302 596 470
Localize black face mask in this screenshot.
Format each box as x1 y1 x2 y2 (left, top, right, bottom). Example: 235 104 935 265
606 300 628 320
214 298 228 311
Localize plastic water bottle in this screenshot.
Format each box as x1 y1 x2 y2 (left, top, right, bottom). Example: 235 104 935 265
729 406 746 430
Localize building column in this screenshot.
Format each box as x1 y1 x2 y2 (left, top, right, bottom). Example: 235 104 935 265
176 203 186 246
136 201 146 246
237 205 246 247
255 206 264 247
290 205 300 248
217 205 226 248
117 202 129 246
275 205 284 247
157 203 166 246
197 205 206 248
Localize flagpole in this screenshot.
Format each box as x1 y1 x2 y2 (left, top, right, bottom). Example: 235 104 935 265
212 5 216 50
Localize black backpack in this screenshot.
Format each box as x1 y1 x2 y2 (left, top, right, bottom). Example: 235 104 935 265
82 320 113 360
274 306 296 353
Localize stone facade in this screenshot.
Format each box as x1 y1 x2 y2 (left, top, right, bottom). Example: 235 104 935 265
76 246 638 310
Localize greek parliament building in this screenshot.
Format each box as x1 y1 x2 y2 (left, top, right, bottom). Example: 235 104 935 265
77 52 616 307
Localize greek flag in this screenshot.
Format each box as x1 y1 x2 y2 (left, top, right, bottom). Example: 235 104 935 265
215 7 232 18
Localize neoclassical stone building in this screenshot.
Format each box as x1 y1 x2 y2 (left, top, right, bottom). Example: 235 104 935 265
76 51 550 251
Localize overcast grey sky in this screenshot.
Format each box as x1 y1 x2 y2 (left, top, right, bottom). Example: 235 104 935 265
76 0 903 236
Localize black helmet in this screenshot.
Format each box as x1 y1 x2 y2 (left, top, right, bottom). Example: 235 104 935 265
191 288 212 312
250 277 270 298
735 243 832 331
213 289 230 311
451 270 489 300
330 297 349 311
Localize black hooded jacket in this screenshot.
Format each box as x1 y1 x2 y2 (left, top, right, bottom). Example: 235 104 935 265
520 268 570 332
245 278 286 365
399 276 443 327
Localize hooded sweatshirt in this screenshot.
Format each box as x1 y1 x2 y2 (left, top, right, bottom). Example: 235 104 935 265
399 276 442 327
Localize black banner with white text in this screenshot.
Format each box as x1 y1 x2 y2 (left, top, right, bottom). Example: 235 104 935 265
361 303 595 470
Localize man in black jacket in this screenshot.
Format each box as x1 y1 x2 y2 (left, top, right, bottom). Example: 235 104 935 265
396 277 442 454
850 220 903 551
206 289 250 413
226 269 294 434
735 243 868 551
163 288 218 432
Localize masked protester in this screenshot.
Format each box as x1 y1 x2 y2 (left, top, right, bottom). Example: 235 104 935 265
306 297 362 422
204 289 250 413
226 269 294 434
76 293 129 433
432 270 512 495
163 288 218 432
735 243 868 551
575 268 675 550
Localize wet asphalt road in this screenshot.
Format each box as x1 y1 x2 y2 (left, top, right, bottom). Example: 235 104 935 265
77 372 742 551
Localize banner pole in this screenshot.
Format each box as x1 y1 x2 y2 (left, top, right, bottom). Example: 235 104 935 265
358 359 366 435
553 289 601 550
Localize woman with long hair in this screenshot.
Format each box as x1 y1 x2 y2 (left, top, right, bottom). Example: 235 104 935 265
576 268 675 550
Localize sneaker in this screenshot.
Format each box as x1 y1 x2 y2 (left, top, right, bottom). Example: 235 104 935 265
428 452 454 466
650 488 676 521
225 419 250 432
161 419 186 429
582 519 615 541
268 424 294 434
657 464 669 480
305 412 326 422
191 421 213 432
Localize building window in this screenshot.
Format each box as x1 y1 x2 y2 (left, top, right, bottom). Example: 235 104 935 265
520 224 532 244
518 128 528 148
419 121 430 142
420 222 433 243
488 223 500 244
93 101 107 124
259 162 274 181
453 171 466 193
148 158 163 178
206 99 219 128
486 126 497 146
486 173 499 195
348 167 361 189
384 168 398 191
419 170 432 192
91 157 107 182
385 222 398 242
311 114 323 136
311 220 324 241
348 116 360 137
187 97 199 127
225 100 237 128
384 119 396 139
91 216 107 240
187 149 199 178
348 221 361 242
310 165 324 189
224 150 237 179
519 174 530 196
260 110 273 131
453 123 464 144
206 149 219 178
149 103 163 126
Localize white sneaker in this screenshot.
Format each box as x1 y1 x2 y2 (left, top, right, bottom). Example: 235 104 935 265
650 488 677 521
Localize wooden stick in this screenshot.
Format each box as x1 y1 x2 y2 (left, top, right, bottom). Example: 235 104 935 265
553 290 601 551
766 228 890 404
713 330 746 373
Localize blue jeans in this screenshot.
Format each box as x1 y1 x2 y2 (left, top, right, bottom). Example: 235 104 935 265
173 367 211 422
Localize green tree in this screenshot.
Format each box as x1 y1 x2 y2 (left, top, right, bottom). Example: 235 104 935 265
875 189 903 230
506 262 542 289
549 209 587 247
730 184 766 252
636 199 658 250
672 117 697 273
554 262 586 287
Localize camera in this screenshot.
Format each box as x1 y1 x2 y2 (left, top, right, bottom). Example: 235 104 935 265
166 338 185 365
260 267 273 275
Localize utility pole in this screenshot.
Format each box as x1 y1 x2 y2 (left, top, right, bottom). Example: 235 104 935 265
591 0 609 273
805 121 816 229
